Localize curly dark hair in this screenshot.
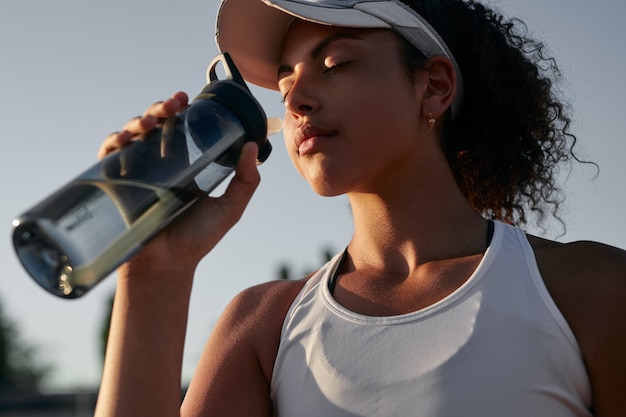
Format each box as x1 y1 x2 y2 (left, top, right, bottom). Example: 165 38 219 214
398 0 591 230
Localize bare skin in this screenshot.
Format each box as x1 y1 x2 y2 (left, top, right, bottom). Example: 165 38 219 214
95 20 626 417
530 237 626 416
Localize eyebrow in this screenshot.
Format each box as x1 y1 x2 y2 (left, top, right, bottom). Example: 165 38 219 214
277 33 363 78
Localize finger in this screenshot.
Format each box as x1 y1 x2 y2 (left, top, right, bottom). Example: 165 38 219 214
98 130 133 160
236 141 261 184
171 91 189 107
216 142 260 225
122 114 158 134
97 92 189 160
143 92 189 119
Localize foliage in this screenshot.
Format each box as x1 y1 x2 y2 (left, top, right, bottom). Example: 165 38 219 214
0 299 51 393
277 247 334 280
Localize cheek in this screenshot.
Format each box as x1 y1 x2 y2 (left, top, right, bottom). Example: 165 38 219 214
350 72 416 120
350 92 415 142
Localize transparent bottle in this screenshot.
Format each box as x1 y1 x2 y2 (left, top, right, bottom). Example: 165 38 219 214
12 53 278 299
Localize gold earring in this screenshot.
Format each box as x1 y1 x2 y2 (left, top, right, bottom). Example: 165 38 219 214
428 112 436 129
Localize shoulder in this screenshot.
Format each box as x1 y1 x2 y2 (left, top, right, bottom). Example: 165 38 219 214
527 235 626 333
223 278 310 331
219 277 311 375
182 277 311 416
527 235 626 415
527 236 626 301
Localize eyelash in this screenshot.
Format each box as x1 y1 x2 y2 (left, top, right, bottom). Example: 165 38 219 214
279 61 352 103
323 61 350 74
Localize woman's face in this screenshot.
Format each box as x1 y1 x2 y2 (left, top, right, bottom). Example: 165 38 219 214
278 20 427 197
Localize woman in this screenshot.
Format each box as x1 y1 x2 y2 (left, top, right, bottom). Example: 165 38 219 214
95 0 626 416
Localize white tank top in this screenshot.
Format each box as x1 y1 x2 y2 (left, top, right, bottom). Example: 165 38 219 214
271 221 592 416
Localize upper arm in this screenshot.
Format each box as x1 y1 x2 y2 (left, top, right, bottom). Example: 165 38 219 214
534 240 626 416
576 244 626 417
180 280 305 417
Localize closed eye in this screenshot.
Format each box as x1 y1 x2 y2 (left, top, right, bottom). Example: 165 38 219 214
279 81 292 103
323 61 352 74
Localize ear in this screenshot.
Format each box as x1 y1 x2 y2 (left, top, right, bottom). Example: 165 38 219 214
417 56 457 121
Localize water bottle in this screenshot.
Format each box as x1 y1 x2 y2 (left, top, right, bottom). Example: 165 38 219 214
11 53 278 299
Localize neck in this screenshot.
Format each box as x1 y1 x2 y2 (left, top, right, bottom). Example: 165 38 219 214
346 151 488 272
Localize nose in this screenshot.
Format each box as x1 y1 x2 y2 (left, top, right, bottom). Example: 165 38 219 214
283 69 320 117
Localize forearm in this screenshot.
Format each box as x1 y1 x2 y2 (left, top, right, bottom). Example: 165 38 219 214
95 261 195 417
92 134 260 416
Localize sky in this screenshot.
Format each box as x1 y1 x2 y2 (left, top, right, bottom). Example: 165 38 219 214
1 0 625 391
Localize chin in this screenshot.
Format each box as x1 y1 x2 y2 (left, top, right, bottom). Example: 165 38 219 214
308 181 349 198
315 190 345 198
298 165 353 197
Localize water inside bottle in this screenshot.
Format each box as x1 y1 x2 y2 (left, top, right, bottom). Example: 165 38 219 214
14 156 233 298
12 177 198 297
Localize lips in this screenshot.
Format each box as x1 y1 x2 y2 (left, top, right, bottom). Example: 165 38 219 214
294 124 337 155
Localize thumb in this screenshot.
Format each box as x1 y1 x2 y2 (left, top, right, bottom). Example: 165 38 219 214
216 141 261 225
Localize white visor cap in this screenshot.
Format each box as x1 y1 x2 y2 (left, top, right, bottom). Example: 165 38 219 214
216 0 463 117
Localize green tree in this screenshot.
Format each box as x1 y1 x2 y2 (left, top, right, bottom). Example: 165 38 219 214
276 247 334 280
0 299 51 393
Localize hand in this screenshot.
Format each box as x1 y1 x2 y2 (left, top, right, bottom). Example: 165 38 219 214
98 91 190 160
100 91 261 274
